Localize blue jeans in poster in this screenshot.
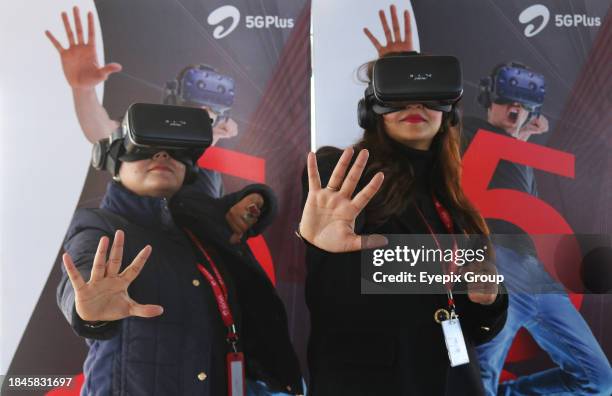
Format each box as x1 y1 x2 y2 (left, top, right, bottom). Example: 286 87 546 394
476 245 612 396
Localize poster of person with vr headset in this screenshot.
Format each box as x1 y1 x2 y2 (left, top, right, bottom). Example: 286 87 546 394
45 6 239 200
462 63 612 395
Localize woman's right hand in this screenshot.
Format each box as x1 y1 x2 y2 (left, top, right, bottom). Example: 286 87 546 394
299 148 388 253
45 6 122 90
62 230 163 322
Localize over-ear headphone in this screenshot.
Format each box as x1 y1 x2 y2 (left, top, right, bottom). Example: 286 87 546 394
163 80 179 105
477 76 493 108
91 128 124 177
357 97 377 131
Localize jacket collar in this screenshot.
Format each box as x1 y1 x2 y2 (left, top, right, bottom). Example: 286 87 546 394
100 181 176 231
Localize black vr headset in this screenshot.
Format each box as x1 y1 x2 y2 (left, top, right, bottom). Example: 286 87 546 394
478 62 545 118
358 53 463 130
163 64 235 125
91 103 213 183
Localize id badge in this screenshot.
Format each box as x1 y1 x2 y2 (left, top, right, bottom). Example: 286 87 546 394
441 317 470 367
227 352 246 396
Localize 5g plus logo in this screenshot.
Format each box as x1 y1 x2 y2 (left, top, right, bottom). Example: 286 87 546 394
519 4 601 38
207 5 240 39
518 4 550 37
207 5 295 39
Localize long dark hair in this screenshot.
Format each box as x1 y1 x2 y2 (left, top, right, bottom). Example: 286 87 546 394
354 54 489 236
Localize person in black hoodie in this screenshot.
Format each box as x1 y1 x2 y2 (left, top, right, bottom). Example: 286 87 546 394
297 7 507 395
58 146 304 395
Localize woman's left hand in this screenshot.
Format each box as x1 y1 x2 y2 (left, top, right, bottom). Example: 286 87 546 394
363 4 415 57
226 193 264 244
463 261 499 305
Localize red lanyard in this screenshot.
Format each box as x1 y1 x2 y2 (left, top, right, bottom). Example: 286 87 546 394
183 228 239 350
415 195 458 310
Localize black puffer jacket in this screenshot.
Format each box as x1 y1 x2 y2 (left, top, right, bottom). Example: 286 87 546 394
57 172 303 395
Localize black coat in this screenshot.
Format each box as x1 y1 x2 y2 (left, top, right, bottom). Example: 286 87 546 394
302 147 508 396
57 173 303 395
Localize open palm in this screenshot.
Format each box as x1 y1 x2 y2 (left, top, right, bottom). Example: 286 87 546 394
299 148 387 253
363 4 415 57
62 230 163 322
45 6 121 89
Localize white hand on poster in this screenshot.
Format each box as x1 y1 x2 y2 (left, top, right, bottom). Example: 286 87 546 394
0 0 107 374
311 1 419 150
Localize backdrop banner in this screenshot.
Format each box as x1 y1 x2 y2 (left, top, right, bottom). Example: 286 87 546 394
3 1 310 394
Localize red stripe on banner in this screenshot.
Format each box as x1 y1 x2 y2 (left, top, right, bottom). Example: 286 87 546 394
247 235 276 285
45 373 83 395
198 147 266 183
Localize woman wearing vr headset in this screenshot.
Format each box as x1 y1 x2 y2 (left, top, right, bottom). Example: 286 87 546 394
298 6 507 395
57 106 304 394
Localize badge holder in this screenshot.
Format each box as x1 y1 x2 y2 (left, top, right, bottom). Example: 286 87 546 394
418 198 471 368
434 292 470 367
226 324 245 396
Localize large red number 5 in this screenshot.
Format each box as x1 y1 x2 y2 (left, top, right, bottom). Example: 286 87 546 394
462 130 575 235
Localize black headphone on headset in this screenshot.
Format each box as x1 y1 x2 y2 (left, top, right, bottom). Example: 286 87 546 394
91 127 124 179
357 95 376 131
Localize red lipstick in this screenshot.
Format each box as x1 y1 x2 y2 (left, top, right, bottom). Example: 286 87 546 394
401 114 426 123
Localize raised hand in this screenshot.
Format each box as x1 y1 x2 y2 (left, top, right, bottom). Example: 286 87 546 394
62 230 163 322
226 193 264 244
212 118 239 146
363 4 415 57
518 114 549 141
45 6 122 90
299 148 387 253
